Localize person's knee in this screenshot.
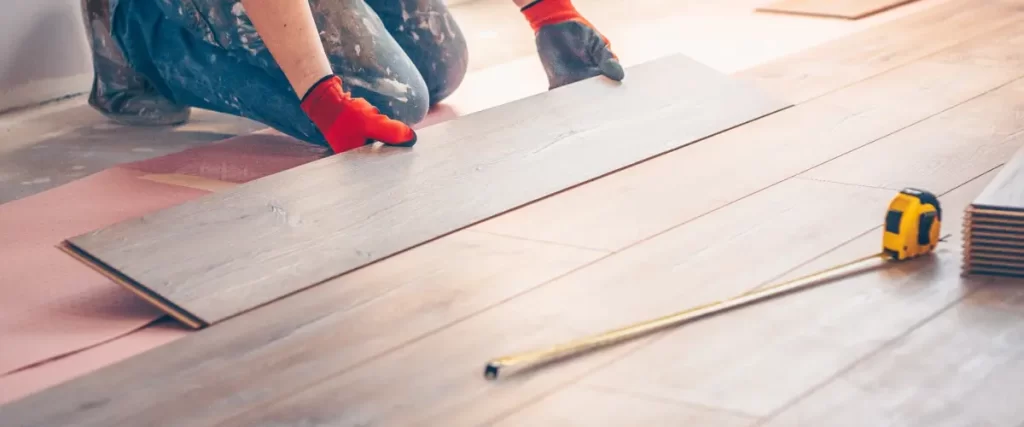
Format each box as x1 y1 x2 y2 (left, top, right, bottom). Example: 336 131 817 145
348 73 431 125
422 33 469 104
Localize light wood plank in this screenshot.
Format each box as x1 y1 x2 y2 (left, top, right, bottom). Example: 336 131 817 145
742 0 1023 103
972 144 1024 211
578 170 996 417
475 19 1024 251
61 54 788 326
494 385 759 427
800 31 1024 191
0 232 605 426
215 179 900 426
759 280 1024 427
756 0 920 20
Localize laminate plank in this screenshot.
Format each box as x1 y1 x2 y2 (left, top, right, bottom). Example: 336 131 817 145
741 0 1024 103
755 0 919 20
972 144 1024 210
493 385 759 427
475 19 1024 251
801 34 1024 191
213 179 900 426
759 280 1024 427
61 54 789 326
0 232 605 426
577 170 996 417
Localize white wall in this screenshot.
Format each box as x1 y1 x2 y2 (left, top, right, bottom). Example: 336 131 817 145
0 0 94 113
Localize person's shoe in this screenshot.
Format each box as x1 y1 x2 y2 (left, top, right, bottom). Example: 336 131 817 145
87 63 191 127
81 0 190 126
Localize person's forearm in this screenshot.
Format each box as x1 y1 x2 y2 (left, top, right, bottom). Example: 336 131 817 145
240 0 332 98
513 0 537 8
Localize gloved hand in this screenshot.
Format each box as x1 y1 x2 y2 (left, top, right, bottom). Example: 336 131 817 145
300 75 417 154
521 0 624 90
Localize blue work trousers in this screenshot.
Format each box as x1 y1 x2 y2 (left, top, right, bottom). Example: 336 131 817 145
109 0 468 145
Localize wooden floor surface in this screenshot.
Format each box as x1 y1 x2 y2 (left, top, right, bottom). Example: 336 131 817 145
756 0 921 19
4 0 1024 425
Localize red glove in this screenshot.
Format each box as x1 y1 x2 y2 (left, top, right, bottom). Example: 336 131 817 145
300 75 417 154
521 0 624 89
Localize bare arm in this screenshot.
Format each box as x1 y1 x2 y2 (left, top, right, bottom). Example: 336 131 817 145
240 0 332 97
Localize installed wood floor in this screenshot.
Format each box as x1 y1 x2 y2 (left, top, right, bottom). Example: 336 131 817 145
5 0 1024 425
756 0 921 20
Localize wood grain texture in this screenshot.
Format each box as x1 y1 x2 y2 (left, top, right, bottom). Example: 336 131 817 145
756 0 919 20
758 280 1024 427
61 54 788 326
493 385 758 427
972 143 1024 210
212 179 900 426
742 0 1024 103
801 30 1024 191
475 18 1024 251
0 232 605 426
578 171 997 417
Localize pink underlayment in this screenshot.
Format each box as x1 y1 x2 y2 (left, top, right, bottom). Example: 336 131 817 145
0 100 489 405
0 168 208 377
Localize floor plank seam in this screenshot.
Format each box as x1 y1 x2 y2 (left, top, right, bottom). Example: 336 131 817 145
213 251 624 426
479 328 682 426
749 281 988 426
791 176 894 191
578 383 763 421
737 15 1024 106
465 229 613 254
795 73 1024 177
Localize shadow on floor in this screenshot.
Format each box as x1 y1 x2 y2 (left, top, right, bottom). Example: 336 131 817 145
0 100 266 203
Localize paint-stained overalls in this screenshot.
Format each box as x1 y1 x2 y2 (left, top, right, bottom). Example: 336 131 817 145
82 0 468 146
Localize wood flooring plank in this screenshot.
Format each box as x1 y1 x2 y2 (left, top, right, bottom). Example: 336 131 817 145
758 280 1024 427
577 170 996 418
972 144 1024 211
800 30 1024 191
493 385 759 427
475 19 1024 251
740 0 1024 103
60 54 788 327
0 232 606 426
210 179 901 426
755 0 920 20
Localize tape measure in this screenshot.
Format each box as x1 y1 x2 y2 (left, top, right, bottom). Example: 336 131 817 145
483 188 943 380
882 188 942 261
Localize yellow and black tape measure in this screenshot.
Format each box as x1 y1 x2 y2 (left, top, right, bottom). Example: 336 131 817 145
882 188 942 261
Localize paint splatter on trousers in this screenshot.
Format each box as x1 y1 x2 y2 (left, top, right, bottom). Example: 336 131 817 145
97 0 468 145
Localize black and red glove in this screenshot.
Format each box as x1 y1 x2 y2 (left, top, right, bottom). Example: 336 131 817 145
300 75 417 154
521 0 624 89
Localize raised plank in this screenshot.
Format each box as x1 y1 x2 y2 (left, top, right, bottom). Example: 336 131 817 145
577 170 996 417
493 385 758 427
759 280 1024 427
0 232 605 426
741 0 1024 103
475 18 1024 251
211 179 900 426
59 54 788 327
755 0 919 20
972 144 1024 210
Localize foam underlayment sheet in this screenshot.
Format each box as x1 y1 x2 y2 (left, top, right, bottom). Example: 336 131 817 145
0 101 478 403
0 168 205 376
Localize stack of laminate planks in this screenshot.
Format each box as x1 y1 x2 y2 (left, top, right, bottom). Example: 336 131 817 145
963 144 1024 278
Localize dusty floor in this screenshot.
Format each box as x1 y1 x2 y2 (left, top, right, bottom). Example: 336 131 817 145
0 0 942 203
